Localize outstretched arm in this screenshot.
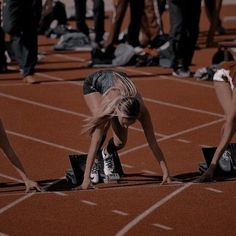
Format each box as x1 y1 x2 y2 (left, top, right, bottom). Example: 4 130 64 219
0 120 42 192
138 105 171 184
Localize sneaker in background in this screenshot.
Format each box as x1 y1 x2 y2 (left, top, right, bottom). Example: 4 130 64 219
172 68 191 78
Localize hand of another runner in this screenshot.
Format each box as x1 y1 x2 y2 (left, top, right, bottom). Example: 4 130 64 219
25 179 43 193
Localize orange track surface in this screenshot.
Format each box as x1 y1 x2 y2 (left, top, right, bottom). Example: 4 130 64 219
0 4 236 236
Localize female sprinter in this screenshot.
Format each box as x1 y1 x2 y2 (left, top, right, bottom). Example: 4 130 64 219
81 70 172 189
0 119 42 192
199 61 236 182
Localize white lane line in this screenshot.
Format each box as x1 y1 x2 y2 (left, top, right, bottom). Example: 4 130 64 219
117 67 153 76
2 89 218 157
0 193 29 197
0 191 67 197
50 53 214 89
0 173 67 196
0 232 9 236
116 183 193 236
121 164 133 169
200 144 214 148
0 174 68 197
0 176 67 215
176 139 191 143
142 170 157 175
129 126 165 138
0 92 88 118
36 72 81 86
143 97 224 118
0 173 23 183
119 118 225 156
112 210 129 216
0 83 25 87
0 91 163 138
52 191 67 196
53 54 152 76
159 75 214 88
81 200 97 206
152 223 173 231
6 130 84 154
34 72 222 119
205 187 223 193
0 192 35 214
223 16 236 22
54 54 86 62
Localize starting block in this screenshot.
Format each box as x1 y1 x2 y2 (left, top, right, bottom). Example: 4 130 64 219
102 173 120 184
200 143 236 176
65 151 124 186
65 154 87 186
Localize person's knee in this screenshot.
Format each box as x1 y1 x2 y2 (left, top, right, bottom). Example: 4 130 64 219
112 137 126 151
106 138 126 154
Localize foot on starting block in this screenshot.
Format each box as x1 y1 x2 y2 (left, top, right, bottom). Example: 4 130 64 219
102 173 120 184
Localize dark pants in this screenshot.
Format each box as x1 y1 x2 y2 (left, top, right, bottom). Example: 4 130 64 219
2 0 42 76
0 7 7 70
161 0 201 69
104 0 144 48
204 0 222 28
74 0 104 43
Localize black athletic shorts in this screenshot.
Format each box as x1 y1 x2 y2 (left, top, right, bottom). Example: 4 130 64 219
83 70 120 95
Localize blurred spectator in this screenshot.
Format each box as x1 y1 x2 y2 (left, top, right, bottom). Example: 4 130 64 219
0 2 7 73
38 0 68 37
159 0 202 77
204 0 225 35
140 0 168 48
140 0 161 47
103 0 144 52
74 0 105 46
2 0 42 84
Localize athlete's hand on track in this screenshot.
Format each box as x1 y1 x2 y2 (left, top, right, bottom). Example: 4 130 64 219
196 170 214 183
25 179 43 193
78 179 96 190
161 175 172 185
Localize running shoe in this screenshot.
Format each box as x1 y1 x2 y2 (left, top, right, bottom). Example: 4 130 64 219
102 149 115 175
90 159 99 184
218 150 232 172
172 68 191 78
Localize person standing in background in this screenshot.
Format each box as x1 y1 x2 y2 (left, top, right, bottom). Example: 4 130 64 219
103 0 144 52
0 1 7 73
2 0 42 84
159 0 202 77
74 0 105 47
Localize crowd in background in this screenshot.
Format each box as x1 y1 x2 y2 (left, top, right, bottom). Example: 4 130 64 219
0 0 230 83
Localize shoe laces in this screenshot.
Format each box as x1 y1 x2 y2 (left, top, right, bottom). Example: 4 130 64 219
104 155 114 170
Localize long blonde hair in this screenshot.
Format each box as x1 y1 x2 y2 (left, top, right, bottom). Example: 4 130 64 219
82 71 140 135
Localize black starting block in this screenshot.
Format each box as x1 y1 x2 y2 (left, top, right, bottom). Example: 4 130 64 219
65 151 125 186
65 154 87 186
200 143 236 176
